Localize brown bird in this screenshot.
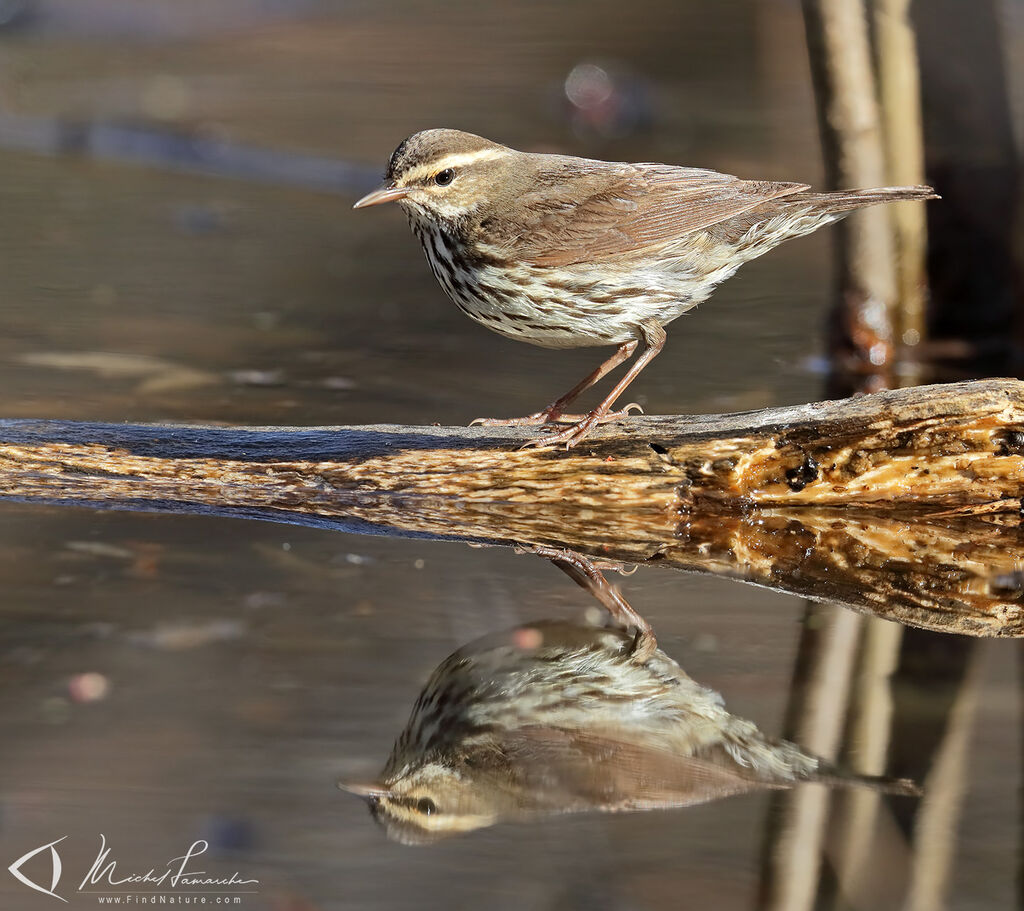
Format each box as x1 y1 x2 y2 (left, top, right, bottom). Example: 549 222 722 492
355 129 937 448
340 621 919 844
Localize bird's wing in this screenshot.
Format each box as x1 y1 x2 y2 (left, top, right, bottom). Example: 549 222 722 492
514 163 809 267
496 725 780 812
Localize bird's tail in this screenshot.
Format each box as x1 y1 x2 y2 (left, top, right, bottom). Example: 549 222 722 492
813 761 923 797
788 184 939 215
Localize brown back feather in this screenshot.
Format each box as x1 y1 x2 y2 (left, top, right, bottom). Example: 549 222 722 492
496 725 774 811
512 162 809 267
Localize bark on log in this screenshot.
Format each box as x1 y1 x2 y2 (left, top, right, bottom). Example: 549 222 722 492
1 379 1023 637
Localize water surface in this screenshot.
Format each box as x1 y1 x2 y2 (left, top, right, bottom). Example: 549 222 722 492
0 3 1020 910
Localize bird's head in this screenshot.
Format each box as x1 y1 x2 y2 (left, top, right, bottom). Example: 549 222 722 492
338 761 503 845
353 129 518 224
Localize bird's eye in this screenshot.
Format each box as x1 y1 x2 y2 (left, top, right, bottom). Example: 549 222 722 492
434 168 455 187
415 797 437 816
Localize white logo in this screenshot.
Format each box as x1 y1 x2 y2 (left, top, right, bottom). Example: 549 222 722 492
9 835 259 903
8 836 68 902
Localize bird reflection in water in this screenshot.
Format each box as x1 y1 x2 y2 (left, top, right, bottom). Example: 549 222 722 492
340 620 919 844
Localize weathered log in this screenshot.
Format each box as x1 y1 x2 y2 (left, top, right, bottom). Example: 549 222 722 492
1 379 1023 637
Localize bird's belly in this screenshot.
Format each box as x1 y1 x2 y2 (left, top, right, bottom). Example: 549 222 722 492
422 236 714 349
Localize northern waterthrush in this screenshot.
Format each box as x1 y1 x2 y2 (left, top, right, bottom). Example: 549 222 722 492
356 129 937 448
340 620 919 844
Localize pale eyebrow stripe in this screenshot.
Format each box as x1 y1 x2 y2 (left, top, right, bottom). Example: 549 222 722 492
400 148 508 183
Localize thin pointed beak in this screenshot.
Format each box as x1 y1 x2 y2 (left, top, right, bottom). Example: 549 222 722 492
353 185 409 209
337 779 390 800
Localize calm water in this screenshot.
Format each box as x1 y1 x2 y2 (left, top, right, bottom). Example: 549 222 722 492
0 3 1020 910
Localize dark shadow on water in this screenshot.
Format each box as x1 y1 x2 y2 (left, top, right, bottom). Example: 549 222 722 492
0 417 522 460
0 113 382 197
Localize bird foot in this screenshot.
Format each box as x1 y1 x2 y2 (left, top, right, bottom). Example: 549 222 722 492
470 409 568 427
518 403 643 450
521 544 658 661
472 402 643 429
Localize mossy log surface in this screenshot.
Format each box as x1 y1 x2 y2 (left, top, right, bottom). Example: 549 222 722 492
2 379 1023 637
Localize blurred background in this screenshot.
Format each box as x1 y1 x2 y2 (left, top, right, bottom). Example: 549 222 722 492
0 1 1021 909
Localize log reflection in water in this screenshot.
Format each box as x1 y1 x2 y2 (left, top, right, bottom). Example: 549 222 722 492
3 380 1024 636
642 508 1024 637
339 621 920 845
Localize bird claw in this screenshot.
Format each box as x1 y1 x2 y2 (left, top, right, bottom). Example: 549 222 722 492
471 412 550 427
470 408 589 427
518 420 595 451
472 402 643 433
517 405 643 450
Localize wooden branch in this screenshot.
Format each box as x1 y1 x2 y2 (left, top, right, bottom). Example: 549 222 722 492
802 0 899 372
873 0 930 349
2 380 1023 637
